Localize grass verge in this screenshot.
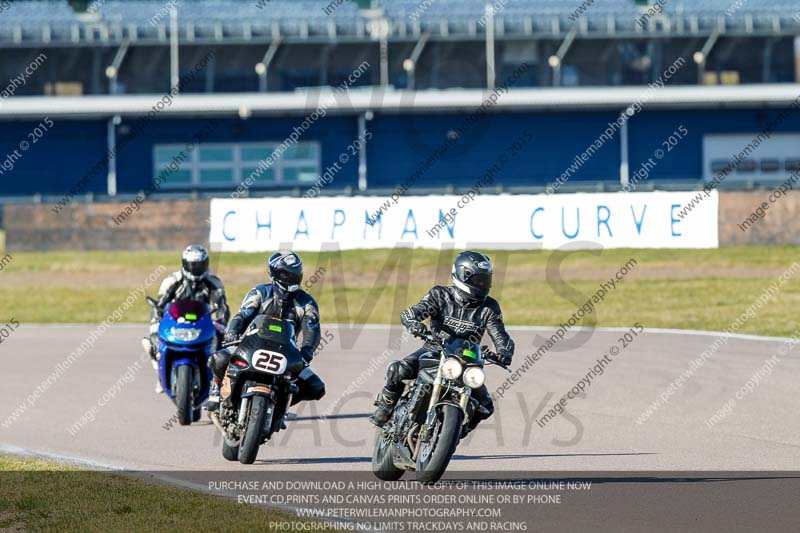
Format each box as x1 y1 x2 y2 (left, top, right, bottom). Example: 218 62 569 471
1 247 799 336
0 454 333 532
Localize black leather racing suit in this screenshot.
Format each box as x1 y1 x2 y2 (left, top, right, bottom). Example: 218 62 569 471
210 283 325 404
385 285 515 428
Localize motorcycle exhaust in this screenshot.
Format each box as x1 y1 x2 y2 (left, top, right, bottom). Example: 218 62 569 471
208 412 225 434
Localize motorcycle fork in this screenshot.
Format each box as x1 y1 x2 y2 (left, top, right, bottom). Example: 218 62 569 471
426 355 445 413
422 355 445 442
459 390 470 412
238 398 249 427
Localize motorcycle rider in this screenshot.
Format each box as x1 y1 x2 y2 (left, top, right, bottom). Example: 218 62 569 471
143 244 229 393
371 251 514 433
207 250 325 413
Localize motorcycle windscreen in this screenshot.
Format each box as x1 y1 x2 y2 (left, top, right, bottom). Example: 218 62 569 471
444 338 483 363
167 299 211 321
254 317 298 347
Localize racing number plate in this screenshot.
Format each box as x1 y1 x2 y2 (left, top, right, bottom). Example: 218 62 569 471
251 349 288 375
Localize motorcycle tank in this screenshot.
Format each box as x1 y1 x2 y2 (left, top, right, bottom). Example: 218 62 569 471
158 300 216 346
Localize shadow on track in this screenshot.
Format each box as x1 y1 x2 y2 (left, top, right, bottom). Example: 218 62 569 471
452 452 658 461
287 413 371 422
254 456 372 466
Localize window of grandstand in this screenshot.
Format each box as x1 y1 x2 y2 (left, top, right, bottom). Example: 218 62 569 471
153 142 320 188
735 159 758 173
710 159 731 174
760 159 781 173
786 159 800 172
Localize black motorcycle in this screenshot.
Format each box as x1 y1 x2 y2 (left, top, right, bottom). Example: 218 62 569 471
372 333 508 483
210 316 304 465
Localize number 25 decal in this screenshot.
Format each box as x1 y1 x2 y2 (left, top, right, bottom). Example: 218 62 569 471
252 350 287 375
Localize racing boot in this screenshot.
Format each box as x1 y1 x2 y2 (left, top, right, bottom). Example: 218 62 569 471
206 378 221 413
370 389 401 427
461 404 491 439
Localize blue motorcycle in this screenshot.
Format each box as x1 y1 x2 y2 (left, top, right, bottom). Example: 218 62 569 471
146 297 217 425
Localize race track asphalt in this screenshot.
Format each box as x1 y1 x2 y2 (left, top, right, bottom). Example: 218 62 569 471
2 324 799 531
2 324 797 472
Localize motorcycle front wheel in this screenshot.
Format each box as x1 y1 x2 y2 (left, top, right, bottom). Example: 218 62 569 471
175 365 193 426
415 404 463 484
238 395 270 465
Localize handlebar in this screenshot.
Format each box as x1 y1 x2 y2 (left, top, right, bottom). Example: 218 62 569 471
482 345 512 372
414 331 511 372
485 355 512 372
420 331 446 347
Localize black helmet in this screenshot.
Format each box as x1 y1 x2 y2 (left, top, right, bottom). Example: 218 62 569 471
181 244 209 282
451 251 492 301
268 250 303 292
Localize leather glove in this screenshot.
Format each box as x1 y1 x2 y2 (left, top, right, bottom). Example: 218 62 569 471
408 322 429 339
300 346 315 364
499 353 513 367
224 317 243 344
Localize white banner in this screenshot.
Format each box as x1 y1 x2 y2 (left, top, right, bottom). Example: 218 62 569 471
209 191 718 251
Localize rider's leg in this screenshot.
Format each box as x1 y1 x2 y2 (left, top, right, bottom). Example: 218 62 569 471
142 321 159 361
371 348 427 427
206 347 233 412
291 368 326 406
463 384 494 435
142 320 162 392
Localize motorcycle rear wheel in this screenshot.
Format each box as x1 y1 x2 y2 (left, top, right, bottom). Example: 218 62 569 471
371 431 404 481
222 440 240 461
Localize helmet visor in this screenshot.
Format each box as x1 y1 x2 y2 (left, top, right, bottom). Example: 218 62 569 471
274 269 303 287
184 257 209 278
467 272 492 292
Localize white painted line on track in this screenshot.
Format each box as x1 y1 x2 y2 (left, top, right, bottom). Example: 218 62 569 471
0 443 123 471
0 443 364 530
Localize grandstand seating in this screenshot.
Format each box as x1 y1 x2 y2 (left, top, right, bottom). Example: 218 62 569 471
0 0 796 95
0 0 81 42
96 0 363 38
1 0 797 42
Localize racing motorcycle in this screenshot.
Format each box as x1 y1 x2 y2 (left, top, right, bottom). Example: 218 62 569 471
209 316 304 465
145 297 216 426
372 332 509 483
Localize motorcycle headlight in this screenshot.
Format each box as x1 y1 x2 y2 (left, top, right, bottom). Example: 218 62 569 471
441 358 463 380
170 327 201 342
463 367 486 389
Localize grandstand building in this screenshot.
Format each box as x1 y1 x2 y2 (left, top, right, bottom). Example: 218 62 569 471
0 0 799 203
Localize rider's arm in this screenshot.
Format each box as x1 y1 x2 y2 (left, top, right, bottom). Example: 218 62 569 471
298 293 322 360
400 287 441 333
206 275 230 324
485 299 515 359
154 272 181 320
227 286 263 337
